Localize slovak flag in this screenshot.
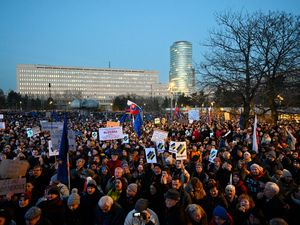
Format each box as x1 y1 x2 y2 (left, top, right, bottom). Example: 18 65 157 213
127 100 140 115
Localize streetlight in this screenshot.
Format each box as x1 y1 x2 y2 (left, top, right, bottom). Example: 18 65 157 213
19 101 22 111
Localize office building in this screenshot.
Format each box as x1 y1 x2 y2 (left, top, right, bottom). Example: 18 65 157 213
169 41 195 95
16 64 168 105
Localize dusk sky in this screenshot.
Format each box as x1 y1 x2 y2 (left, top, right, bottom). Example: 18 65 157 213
1 0 299 92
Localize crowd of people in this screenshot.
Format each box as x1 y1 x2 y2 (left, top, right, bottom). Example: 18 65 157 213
0 110 299 225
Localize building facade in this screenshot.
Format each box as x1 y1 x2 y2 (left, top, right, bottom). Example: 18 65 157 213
169 41 195 95
16 64 168 105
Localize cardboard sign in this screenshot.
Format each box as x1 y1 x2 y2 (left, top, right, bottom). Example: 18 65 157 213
99 126 124 141
154 118 160 124
0 160 29 179
188 109 200 121
0 122 5 130
0 178 26 195
156 141 165 153
106 121 120 127
224 112 230 121
209 149 218 163
151 129 168 143
122 134 129 144
145 148 157 163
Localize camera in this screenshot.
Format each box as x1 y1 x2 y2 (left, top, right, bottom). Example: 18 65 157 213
133 212 147 220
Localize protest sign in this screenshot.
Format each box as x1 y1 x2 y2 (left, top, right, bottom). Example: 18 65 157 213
174 142 187 160
122 134 129 144
92 132 98 140
26 128 33 138
156 141 165 153
224 112 230 121
0 178 26 196
188 109 200 121
48 140 58 156
154 118 160 124
46 112 51 118
0 114 3 119
49 129 76 156
0 122 5 130
99 126 123 141
209 149 218 163
145 148 157 163
0 160 29 179
151 129 168 143
106 121 120 127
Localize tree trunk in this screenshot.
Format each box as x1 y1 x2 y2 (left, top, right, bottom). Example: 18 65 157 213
242 102 251 129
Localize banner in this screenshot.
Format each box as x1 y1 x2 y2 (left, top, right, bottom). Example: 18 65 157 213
0 160 29 179
156 141 165 153
0 178 26 196
99 126 124 141
145 148 157 163
224 112 230 121
0 122 5 130
106 121 120 127
188 109 200 121
209 149 218 163
151 129 168 143
40 121 63 131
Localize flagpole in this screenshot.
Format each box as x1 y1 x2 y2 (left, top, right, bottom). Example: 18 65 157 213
67 152 71 191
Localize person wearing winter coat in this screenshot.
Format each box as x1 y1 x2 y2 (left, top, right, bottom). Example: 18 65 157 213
162 188 187 225
209 205 234 225
12 193 32 225
94 196 125 225
64 188 83 225
24 206 52 225
185 204 208 225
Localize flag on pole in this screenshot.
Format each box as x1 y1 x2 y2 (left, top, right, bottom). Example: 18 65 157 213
57 114 70 187
119 113 129 124
252 115 258 153
133 110 143 138
127 100 140 115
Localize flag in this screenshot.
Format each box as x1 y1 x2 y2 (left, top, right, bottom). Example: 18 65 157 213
57 114 69 186
119 113 129 124
239 112 243 129
127 100 140 115
133 110 143 138
252 115 258 153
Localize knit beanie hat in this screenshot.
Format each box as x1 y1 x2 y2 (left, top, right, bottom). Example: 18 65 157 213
68 188 80 206
282 169 292 178
127 183 138 193
24 206 42 220
213 205 228 220
86 179 97 188
135 198 149 212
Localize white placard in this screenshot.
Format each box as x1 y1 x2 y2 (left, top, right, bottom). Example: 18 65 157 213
156 141 165 153
49 129 76 156
154 118 160 124
99 126 124 141
0 178 26 196
151 129 169 143
48 140 58 156
188 109 200 121
92 132 98 140
209 149 218 163
145 148 157 163
174 142 187 160
122 134 129 144
0 114 3 119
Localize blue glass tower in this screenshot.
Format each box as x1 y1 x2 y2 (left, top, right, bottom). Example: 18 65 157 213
169 41 195 95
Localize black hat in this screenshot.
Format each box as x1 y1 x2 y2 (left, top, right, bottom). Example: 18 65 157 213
164 188 180 201
47 187 60 196
153 163 162 169
135 198 149 212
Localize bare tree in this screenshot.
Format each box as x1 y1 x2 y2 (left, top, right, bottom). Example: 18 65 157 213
255 12 300 124
200 11 264 128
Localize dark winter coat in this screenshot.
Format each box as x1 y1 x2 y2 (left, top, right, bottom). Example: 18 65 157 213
94 202 125 225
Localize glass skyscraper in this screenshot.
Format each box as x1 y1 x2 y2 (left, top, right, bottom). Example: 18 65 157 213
169 41 195 95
